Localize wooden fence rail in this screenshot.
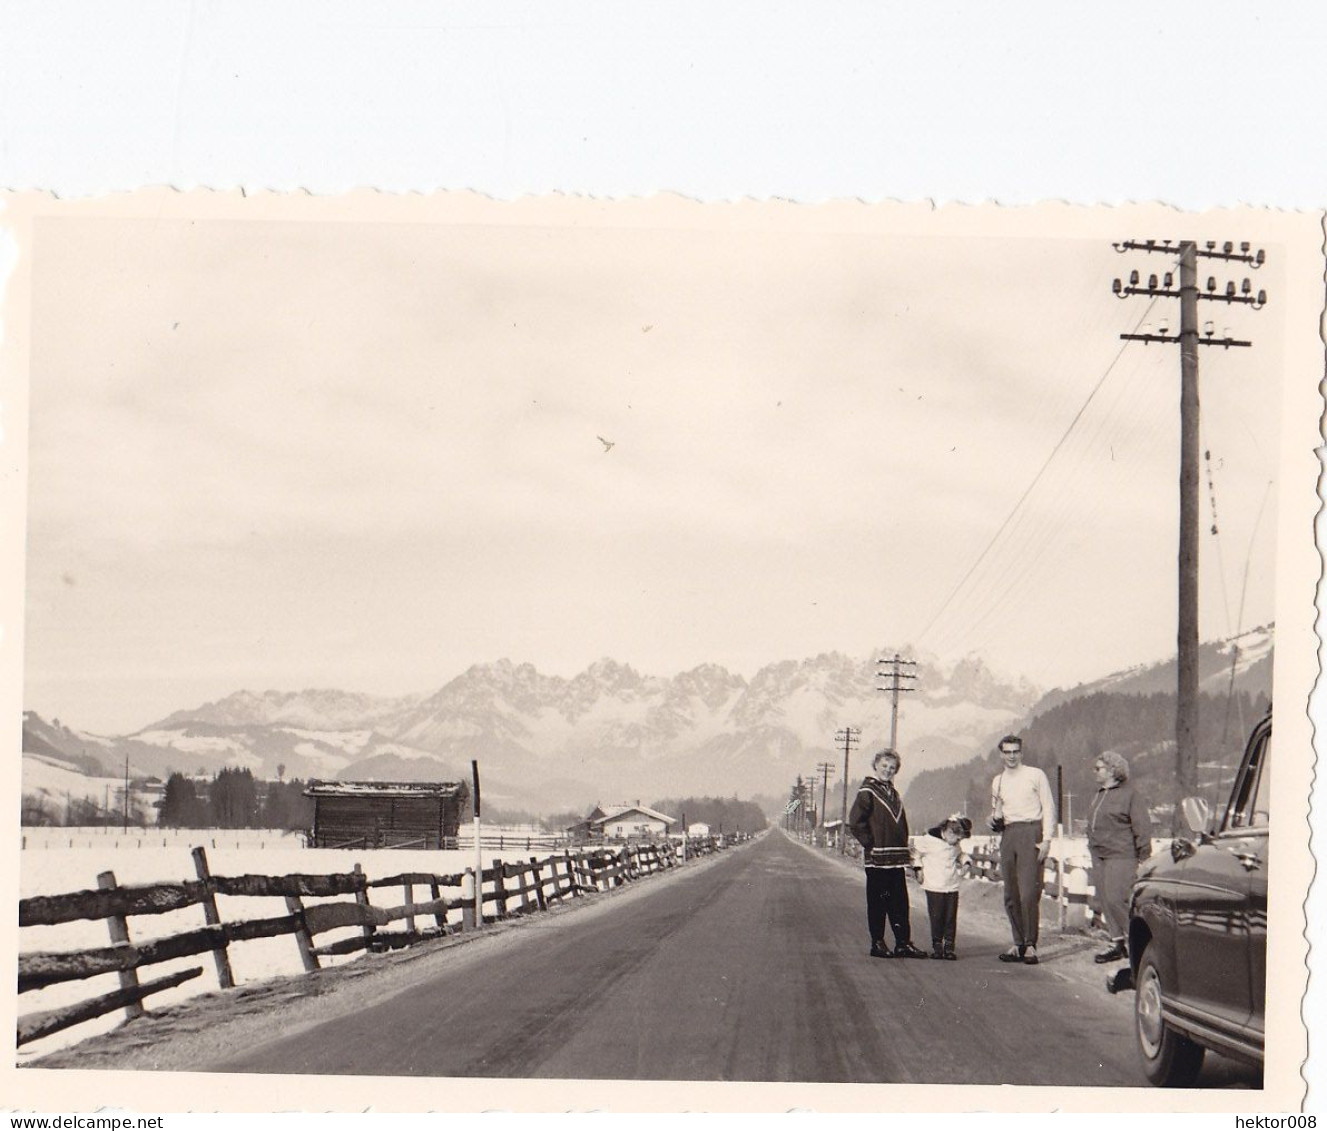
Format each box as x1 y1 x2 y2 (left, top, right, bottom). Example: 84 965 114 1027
18 836 729 1048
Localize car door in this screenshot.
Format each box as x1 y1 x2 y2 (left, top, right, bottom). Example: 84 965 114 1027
1236 728 1270 1041
1172 837 1254 1033
1171 722 1269 1036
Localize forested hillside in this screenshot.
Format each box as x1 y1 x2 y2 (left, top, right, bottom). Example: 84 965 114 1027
649 795 769 834
905 688 1269 831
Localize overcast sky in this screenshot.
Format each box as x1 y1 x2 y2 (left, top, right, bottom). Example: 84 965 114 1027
20 207 1286 733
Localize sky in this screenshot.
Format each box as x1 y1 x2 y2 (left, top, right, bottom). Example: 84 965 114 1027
20 207 1287 734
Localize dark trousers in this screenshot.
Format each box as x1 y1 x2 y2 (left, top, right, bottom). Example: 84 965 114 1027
865 867 912 946
925 890 959 949
999 821 1044 947
1090 850 1136 941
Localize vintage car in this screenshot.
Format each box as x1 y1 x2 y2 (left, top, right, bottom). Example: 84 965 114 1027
1126 709 1270 1086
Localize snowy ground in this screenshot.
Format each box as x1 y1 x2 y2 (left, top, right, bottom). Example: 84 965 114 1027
17 826 584 1060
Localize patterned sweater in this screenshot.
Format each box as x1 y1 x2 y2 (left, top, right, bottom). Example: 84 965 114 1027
848 776 911 868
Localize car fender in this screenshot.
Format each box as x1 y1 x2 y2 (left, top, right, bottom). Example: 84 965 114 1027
1129 875 1178 985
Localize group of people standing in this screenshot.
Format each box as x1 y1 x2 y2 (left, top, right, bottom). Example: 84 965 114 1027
847 734 1152 966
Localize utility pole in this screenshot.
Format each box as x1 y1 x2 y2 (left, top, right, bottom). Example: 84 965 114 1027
123 755 130 831
815 760 836 833
815 761 835 824
876 654 918 749
835 726 860 854
803 772 819 834
1112 238 1266 831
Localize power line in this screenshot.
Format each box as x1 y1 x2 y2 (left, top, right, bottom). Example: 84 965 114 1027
915 295 1160 650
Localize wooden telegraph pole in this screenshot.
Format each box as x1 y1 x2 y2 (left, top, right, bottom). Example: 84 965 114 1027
835 726 860 854
815 761 835 830
1112 239 1266 829
876 654 918 750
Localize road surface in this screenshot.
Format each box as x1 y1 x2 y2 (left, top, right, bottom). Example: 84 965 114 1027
205 830 1197 1085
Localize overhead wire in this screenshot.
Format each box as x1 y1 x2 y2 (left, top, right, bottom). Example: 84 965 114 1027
914 290 1162 655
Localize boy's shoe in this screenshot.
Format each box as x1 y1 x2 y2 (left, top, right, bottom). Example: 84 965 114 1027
869 941 892 959
943 945 957 961
1023 945 1040 965
1093 939 1128 964
998 945 1026 963
894 942 930 959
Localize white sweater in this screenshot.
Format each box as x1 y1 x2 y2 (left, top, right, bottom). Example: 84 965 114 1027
913 834 964 893
990 764 1057 840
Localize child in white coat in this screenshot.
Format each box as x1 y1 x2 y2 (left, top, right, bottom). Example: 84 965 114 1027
912 814 971 960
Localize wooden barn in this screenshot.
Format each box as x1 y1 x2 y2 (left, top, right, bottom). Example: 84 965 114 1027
305 780 469 849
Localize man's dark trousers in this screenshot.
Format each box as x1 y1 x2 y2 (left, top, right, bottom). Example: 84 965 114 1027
1000 820 1043 947
865 867 911 946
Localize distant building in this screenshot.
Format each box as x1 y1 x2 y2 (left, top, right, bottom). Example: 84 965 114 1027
595 803 675 841
564 804 608 844
305 780 467 849
687 821 711 837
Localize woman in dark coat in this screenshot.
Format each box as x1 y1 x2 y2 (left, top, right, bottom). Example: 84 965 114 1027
1086 749 1152 964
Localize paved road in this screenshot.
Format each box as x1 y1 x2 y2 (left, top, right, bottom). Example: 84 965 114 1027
210 831 1178 1085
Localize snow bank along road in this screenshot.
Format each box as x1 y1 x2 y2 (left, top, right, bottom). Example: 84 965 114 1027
169 828 1184 1086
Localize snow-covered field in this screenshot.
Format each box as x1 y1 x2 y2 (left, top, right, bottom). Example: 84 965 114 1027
17 827 580 1061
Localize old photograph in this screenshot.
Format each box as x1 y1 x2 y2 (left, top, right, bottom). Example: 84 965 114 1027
2 192 1320 1112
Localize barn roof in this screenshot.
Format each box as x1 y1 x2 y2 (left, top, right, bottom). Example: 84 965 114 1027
305 779 466 799
593 804 675 826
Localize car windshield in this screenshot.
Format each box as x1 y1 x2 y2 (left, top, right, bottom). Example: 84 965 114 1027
1226 728 1271 830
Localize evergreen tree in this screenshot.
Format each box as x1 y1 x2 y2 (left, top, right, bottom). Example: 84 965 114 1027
210 767 259 828
157 773 209 827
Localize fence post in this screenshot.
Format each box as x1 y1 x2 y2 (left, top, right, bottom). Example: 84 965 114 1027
1057 856 1067 931
492 859 508 918
530 856 548 912
430 879 446 931
564 850 579 897
461 869 477 930
97 871 145 1022
514 862 532 915
403 880 417 934
353 863 375 944
191 846 235 989
284 894 320 972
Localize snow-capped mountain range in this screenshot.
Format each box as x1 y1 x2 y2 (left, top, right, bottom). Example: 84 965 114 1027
21 651 1040 812
21 626 1273 815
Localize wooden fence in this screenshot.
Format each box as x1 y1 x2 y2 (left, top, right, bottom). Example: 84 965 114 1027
803 828 1095 909
17 837 726 1049
962 843 1092 905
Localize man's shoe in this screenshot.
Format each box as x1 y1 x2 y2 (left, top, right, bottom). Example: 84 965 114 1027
894 942 930 959
943 945 957 961
1023 945 1040 965
931 946 946 960
998 946 1026 963
1093 940 1128 964
869 942 892 959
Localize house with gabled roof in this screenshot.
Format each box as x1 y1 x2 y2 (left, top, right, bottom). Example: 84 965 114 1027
594 802 675 841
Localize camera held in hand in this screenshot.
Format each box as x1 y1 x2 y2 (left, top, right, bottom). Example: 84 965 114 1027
988 815 1006 833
